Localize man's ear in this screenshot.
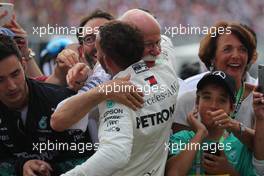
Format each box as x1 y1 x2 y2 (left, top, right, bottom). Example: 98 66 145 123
103 55 112 69
104 56 119 75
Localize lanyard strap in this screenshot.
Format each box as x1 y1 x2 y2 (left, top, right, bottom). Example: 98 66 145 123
196 149 202 175
219 130 228 143
230 84 245 119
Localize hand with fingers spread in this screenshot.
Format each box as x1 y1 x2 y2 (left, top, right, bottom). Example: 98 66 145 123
209 109 240 132
66 63 92 91
202 150 238 175
23 160 53 176
102 75 144 111
187 109 208 139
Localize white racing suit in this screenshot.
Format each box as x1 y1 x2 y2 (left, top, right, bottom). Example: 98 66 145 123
62 58 179 176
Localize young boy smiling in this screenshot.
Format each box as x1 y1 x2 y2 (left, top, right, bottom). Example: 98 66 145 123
166 71 256 175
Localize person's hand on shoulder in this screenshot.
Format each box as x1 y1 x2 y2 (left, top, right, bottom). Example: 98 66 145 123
101 75 144 111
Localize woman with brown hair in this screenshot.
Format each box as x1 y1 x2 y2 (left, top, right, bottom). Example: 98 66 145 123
170 21 263 175
173 21 257 149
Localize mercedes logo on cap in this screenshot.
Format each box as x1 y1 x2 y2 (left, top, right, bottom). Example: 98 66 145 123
213 71 226 79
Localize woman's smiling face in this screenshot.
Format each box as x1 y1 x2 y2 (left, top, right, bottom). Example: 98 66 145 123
214 33 248 85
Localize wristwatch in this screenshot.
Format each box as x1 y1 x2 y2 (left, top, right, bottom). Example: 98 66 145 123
239 122 246 135
27 48 36 61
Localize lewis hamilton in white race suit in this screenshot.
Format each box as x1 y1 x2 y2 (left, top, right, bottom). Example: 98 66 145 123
62 18 179 176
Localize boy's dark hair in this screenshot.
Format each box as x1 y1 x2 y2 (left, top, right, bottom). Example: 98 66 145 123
77 9 114 44
99 21 144 70
0 34 22 61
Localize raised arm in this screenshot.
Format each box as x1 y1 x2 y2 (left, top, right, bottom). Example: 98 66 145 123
51 76 144 132
252 91 264 175
166 111 208 176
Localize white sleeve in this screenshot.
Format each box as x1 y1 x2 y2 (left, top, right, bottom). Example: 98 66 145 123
78 64 111 93
174 91 196 126
253 156 264 176
55 96 89 132
61 104 134 176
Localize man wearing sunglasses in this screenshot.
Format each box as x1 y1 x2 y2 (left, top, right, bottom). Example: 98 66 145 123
76 10 114 69
44 10 114 89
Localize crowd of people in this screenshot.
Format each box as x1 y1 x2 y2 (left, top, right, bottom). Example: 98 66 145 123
0 2 264 176
15 0 264 41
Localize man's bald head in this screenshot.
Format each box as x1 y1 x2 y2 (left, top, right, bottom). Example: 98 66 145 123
120 9 161 57
120 9 160 36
